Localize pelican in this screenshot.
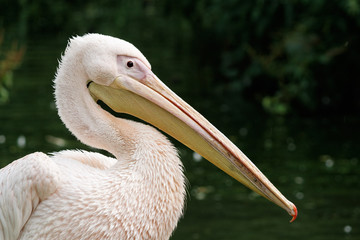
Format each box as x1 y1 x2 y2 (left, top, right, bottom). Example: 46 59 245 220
0 34 297 239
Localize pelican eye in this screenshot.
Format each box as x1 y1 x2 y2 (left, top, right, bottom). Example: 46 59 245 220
127 61 134 68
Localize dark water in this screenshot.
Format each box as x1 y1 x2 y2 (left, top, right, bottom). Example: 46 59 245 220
0 37 359 239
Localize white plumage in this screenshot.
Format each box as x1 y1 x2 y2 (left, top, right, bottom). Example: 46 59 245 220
0 34 296 240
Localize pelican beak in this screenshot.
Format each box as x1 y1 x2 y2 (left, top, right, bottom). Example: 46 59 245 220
88 64 297 222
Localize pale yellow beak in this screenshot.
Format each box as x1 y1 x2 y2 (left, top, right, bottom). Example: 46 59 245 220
88 68 297 222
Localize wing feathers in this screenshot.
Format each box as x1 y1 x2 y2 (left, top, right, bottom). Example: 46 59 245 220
0 152 60 240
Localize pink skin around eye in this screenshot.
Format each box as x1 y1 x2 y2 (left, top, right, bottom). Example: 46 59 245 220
117 56 152 81
131 58 153 81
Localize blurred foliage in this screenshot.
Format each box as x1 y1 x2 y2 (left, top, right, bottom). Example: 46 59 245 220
185 0 360 115
1 0 359 115
0 31 25 104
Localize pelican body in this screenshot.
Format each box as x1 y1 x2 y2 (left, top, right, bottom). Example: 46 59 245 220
0 34 296 239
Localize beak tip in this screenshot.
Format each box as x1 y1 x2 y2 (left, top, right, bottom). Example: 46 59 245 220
289 204 298 223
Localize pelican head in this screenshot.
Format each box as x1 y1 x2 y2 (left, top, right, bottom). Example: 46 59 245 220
55 33 296 225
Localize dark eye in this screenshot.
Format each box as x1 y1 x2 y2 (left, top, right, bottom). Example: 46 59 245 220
127 61 134 68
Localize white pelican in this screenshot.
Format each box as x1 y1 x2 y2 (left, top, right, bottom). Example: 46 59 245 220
0 34 297 239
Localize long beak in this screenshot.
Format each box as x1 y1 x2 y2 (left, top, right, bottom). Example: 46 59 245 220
88 70 297 222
